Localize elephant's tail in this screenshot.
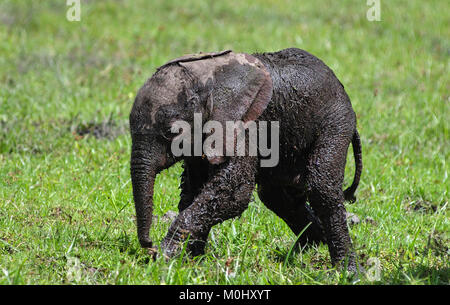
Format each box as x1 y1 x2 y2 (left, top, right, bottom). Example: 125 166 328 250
344 129 362 203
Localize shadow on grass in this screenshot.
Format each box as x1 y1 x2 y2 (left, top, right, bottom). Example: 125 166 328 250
269 242 325 265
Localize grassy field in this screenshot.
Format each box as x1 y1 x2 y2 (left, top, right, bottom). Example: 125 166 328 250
0 0 448 285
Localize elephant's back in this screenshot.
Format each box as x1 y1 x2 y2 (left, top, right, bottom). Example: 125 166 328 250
254 48 352 120
253 47 330 73
253 48 346 107
253 48 354 151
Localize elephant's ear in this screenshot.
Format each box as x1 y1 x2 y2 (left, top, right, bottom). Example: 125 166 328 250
178 51 273 164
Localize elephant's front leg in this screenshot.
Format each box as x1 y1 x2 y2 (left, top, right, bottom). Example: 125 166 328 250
178 157 210 212
161 156 258 258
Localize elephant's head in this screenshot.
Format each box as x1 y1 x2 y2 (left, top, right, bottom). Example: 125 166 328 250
129 50 273 248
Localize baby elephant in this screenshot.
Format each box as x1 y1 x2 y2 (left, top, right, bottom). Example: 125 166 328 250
129 48 362 271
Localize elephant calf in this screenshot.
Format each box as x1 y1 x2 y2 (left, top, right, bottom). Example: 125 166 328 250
129 48 362 271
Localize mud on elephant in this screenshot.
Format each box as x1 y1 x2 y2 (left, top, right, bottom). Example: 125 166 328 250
129 48 362 271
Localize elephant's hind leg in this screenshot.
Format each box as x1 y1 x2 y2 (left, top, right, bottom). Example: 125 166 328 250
257 183 325 247
305 129 356 271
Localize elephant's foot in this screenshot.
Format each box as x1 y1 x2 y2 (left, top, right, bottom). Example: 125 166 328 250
337 254 357 273
146 246 159 261
160 228 207 259
160 237 182 259
336 255 366 281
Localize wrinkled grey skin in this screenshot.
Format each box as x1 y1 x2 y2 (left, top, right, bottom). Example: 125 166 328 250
129 48 362 271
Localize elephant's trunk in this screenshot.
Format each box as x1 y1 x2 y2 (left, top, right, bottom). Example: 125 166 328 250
130 134 166 248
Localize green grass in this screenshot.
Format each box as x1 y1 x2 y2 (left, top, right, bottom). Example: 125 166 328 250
0 0 448 284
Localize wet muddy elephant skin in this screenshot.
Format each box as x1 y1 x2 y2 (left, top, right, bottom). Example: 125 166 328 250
129 48 362 271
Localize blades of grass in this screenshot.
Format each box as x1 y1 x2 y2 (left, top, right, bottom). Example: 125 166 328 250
100 201 129 242
12 258 26 284
237 230 255 274
0 238 19 253
177 234 190 267
1 267 12 285
297 266 322 284
284 222 311 266
66 225 81 256
409 225 422 253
